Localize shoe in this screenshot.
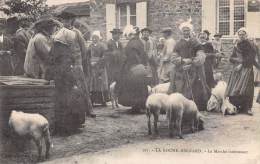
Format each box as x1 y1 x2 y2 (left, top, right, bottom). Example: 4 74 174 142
102 102 107 107
89 113 96 118
246 110 253 116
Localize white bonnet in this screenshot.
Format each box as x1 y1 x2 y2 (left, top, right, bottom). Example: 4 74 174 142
179 17 194 31
92 30 102 40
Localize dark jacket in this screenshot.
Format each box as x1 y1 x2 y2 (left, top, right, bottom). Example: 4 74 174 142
117 36 149 107
13 28 32 75
105 39 124 83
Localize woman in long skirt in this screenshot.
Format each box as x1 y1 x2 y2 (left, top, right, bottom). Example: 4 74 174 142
225 28 260 115
89 31 109 106
116 25 149 112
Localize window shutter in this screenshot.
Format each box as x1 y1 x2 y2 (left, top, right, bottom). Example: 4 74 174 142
106 3 116 40
136 1 147 29
202 0 217 35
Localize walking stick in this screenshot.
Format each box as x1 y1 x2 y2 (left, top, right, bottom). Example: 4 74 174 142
184 66 195 101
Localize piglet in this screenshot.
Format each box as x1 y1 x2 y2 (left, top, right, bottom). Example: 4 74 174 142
9 110 53 161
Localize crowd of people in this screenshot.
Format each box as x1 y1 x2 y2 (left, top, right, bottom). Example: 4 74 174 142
1 9 260 134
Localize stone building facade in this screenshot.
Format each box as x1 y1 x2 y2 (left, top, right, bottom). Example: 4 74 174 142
56 0 260 49
57 0 202 41
104 0 202 40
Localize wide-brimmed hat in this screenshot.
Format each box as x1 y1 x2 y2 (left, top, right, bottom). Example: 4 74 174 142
161 27 172 33
17 16 32 27
214 33 222 37
203 30 211 36
141 27 152 34
123 25 140 37
110 28 123 34
33 15 61 29
56 10 76 19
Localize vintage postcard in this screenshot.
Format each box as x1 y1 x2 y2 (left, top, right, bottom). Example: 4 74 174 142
0 0 260 163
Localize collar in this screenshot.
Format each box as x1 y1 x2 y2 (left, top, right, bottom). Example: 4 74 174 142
40 30 51 38
184 38 190 41
111 38 119 42
142 37 149 41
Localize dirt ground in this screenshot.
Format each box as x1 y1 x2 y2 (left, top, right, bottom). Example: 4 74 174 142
1 87 260 164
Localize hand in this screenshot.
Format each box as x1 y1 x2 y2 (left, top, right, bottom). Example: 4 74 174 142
234 64 242 71
171 57 181 64
183 58 192 64
183 64 191 71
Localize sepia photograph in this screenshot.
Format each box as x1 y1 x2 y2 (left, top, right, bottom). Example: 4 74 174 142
0 0 259 163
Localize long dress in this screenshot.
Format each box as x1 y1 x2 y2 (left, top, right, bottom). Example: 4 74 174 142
52 27 93 132
117 36 149 109
169 38 210 111
225 39 259 112
50 40 85 132
89 42 109 105
201 42 216 89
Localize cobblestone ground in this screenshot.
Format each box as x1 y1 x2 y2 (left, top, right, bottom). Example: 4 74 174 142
1 87 259 164
43 88 260 164
1 60 260 163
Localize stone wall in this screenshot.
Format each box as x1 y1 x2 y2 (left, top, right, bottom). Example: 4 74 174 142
147 0 202 40
78 0 107 40
75 0 202 41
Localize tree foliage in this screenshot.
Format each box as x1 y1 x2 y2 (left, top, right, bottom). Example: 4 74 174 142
0 0 49 20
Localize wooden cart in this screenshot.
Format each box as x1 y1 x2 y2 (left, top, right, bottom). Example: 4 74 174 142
0 76 55 135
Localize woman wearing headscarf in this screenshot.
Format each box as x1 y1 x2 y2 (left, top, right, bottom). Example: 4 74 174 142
225 28 260 115
169 19 210 111
89 31 109 106
51 10 96 133
116 25 149 112
198 32 216 89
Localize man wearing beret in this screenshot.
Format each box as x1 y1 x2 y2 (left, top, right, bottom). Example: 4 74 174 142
158 27 176 83
24 15 60 79
141 27 159 86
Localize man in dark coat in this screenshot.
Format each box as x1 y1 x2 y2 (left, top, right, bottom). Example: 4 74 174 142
169 22 210 111
106 28 124 85
13 17 32 75
0 17 18 75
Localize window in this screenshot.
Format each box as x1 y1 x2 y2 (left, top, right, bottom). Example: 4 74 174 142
118 3 136 29
248 0 260 12
218 0 245 36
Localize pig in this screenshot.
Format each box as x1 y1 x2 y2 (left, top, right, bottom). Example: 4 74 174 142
149 82 170 94
167 93 204 139
8 110 53 161
207 80 237 115
109 81 119 109
145 93 169 135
